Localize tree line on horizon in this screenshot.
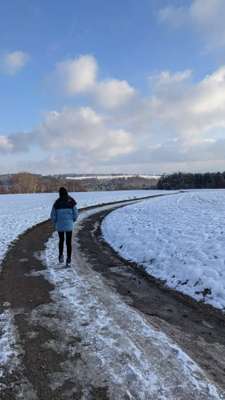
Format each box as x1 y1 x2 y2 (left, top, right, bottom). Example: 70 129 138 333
157 172 225 190
0 172 158 194
0 173 85 194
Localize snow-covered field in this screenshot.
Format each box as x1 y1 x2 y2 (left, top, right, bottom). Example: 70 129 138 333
102 190 225 311
0 190 166 264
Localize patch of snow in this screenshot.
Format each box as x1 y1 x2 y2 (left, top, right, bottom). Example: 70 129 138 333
0 308 19 378
38 216 223 399
0 307 38 398
102 190 225 311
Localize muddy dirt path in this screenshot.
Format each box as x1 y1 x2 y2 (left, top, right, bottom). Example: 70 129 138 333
76 205 225 393
0 195 224 399
0 219 55 399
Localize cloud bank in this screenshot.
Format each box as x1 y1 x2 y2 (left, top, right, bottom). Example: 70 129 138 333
2 54 225 173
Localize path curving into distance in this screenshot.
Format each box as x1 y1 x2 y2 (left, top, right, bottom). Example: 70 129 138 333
0 195 224 399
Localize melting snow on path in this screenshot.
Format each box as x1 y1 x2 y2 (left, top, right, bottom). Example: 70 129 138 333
102 190 225 311
40 210 224 400
0 307 37 397
0 308 19 379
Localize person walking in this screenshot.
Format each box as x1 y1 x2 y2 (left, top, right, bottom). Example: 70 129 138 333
50 187 78 266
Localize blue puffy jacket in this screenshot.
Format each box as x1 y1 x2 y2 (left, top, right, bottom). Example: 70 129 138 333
50 196 78 232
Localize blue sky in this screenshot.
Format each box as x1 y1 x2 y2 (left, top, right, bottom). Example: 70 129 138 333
1 0 225 173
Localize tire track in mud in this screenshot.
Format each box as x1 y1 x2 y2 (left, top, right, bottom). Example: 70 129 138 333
76 206 225 393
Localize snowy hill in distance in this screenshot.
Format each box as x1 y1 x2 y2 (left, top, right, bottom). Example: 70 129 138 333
65 174 161 180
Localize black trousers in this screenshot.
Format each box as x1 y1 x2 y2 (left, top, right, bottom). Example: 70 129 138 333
58 231 72 259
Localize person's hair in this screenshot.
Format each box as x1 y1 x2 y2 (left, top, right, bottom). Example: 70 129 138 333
59 187 68 199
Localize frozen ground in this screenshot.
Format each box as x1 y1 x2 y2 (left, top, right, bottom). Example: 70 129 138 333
102 190 225 311
0 190 165 264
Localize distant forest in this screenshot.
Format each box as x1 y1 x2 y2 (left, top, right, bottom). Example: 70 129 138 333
0 173 85 194
0 172 158 194
157 172 225 190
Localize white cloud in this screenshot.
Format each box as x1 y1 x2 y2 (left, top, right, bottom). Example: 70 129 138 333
55 55 98 95
159 0 225 50
149 70 192 87
37 106 134 161
97 129 134 159
0 136 13 151
54 54 136 109
95 79 136 109
140 71 225 150
0 51 30 75
158 5 188 28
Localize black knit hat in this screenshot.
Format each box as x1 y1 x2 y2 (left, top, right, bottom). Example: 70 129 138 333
59 187 68 198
